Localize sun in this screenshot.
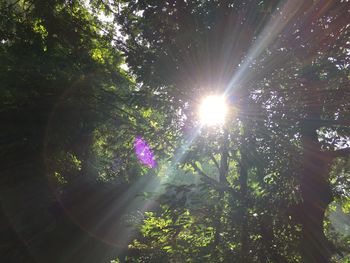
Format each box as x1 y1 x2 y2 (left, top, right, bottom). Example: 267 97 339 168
199 95 228 126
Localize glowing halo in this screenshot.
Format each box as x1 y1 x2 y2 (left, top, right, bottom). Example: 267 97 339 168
198 95 228 126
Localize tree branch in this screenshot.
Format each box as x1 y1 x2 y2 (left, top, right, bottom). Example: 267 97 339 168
209 153 220 171
190 162 238 198
191 162 221 188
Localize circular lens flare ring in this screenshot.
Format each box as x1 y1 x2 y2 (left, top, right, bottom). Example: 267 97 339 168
199 95 228 126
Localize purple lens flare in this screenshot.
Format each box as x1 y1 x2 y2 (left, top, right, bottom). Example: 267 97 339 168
134 136 157 168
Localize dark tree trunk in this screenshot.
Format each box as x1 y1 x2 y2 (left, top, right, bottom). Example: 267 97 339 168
237 94 251 263
239 150 249 263
212 128 229 260
299 121 334 263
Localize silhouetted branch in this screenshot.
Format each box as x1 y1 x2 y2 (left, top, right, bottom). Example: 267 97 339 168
190 162 236 196
209 153 220 171
191 162 221 188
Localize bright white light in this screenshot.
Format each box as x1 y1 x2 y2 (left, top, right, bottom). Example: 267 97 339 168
199 95 228 126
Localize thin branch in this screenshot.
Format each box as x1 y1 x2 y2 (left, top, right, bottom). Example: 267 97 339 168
190 161 237 197
209 153 220 171
191 162 221 188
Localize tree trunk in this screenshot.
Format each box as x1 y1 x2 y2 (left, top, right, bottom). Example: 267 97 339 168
239 151 249 263
212 128 229 260
299 121 334 263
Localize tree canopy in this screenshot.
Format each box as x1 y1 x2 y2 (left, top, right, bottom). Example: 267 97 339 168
1 1 350 263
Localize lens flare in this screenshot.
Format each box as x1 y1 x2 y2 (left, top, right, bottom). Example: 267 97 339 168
134 136 157 168
199 95 228 126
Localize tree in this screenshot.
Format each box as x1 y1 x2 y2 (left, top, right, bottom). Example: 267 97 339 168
1 0 350 262
115 0 350 262
0 0 132 262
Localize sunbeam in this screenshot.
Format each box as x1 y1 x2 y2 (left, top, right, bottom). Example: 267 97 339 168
224 0 305 96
